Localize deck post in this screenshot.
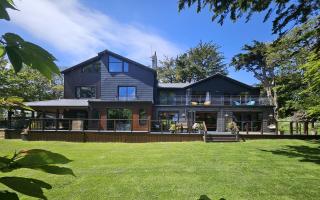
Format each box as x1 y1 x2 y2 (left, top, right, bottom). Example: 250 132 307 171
289 121 293 135
304 121 308 135
311 121 317 135
7 111 12 129
42 112 46 131
246 122 249 134
295 121 298 134
260 121 263 135
55 109 59 131
275 120 279 135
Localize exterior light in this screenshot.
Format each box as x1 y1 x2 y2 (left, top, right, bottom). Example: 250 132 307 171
224 114 229 118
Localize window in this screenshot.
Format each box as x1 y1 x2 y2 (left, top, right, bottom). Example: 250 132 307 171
159 91 175 104
76 86 96 98
107 108 132 131
82 62 100 73
118 86 136 100
139 109 147 125
108 55 129 72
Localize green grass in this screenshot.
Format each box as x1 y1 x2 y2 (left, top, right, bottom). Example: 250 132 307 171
1 140 320 200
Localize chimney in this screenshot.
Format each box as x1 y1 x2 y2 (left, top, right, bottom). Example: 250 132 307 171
151 51 157 69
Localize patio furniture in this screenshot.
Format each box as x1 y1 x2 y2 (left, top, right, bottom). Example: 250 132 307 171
246 100 255 105
191 102 198 106
179 122 189 133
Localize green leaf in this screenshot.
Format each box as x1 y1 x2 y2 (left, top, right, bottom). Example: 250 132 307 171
0 176 51 199
0 44 5 57
3 33 60 79
0 0 18 21
5 46 23 72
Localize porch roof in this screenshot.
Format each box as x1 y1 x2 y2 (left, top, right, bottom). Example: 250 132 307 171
25 99 89 107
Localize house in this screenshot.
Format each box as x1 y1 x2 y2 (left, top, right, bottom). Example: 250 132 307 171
26 49 273 133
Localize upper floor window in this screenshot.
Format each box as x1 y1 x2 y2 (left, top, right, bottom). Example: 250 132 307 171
82 62 100 73
109 55 129 72
118 86 136 100
76 86 96 98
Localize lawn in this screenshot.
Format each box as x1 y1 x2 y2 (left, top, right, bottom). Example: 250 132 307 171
0 140 320 200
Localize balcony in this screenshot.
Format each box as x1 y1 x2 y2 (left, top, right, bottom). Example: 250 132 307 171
156 95 271 106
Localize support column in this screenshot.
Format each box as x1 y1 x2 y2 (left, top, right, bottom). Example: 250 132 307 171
216 109 225 132
262 111 270 133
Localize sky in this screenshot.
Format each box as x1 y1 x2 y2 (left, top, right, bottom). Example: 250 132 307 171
0 0 277 85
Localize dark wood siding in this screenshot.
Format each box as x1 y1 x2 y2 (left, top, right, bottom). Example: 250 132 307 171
64 64 101 99
100 54 155 101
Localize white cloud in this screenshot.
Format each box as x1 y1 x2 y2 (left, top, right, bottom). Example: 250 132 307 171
8 0 182 65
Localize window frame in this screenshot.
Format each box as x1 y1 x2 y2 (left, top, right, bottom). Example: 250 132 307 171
75 86 96 99
118 86 137 100
108 55 129 73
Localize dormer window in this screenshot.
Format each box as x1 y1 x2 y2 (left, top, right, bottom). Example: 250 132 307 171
108 55 129 72
82 62 100 73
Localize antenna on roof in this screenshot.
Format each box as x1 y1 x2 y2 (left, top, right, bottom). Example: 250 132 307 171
151 51 157 70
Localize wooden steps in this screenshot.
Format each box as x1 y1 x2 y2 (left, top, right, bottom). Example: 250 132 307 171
204 134 239 142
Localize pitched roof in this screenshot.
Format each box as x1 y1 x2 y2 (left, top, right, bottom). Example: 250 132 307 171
158 82 191 88
61 49 156 74
26 99 89 107
157 73 257 89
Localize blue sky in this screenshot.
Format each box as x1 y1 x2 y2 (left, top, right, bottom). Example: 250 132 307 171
0 0 277 85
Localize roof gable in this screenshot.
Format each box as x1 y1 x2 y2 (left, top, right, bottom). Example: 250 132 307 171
61 49 156 74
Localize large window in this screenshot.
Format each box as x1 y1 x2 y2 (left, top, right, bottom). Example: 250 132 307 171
118 86 136 100
76 86 96 98
107 108 132 131
82 62 100 73
108 55 129 72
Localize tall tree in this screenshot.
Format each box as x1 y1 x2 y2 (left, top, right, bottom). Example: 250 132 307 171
178 0 320 35
157 56 177 83
231 41 279 116
176 41 226 82
0 60 63 102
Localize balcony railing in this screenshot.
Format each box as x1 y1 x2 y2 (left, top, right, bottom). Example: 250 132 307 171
156 95 271 106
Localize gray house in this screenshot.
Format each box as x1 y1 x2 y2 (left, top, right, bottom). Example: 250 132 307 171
27 49 273 133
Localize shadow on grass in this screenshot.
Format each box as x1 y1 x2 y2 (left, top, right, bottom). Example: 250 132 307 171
0 149 74 200
261 142 320 164
198 195 226 200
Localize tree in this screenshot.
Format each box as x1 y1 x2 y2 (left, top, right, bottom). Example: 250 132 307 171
178 0 320 35
0 61 64 102
0 0 60 79
176 41 226 82
157 56 177 83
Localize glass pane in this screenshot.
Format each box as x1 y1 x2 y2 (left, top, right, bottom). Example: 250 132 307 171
109 55 122 63
124 62 129 72
127 87 136 99
109 62 122 72
118 87 127 100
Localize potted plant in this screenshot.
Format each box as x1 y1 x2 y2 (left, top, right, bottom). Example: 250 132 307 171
227 121 239 134
192 123 205 134
169 124 177 133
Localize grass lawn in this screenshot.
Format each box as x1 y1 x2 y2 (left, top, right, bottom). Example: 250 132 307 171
1 140 320 200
